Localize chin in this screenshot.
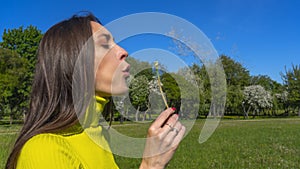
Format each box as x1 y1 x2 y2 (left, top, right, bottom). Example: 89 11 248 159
110 84 129 96
95 89 128 97
112 87 129 96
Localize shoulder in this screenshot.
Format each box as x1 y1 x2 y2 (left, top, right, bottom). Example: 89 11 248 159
17 133 83 169
22 133 72 154
27 133 70 146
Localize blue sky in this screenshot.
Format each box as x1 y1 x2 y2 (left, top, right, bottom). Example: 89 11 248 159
1 0 299 84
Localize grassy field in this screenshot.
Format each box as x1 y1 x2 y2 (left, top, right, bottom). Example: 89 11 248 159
0 124 19 169
1 118 300 169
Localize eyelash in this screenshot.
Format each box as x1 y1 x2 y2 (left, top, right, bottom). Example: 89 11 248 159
101 44 110 49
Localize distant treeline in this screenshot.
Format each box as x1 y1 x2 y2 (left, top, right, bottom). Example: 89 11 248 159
0 26 299 124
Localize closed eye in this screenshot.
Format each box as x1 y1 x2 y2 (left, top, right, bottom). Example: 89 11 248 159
96 33 112 49
101 44 110 49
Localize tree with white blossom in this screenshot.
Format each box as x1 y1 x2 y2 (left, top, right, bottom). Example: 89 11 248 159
243 85 273 118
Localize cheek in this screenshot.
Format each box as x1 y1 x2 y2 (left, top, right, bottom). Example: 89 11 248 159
94 50 127 95
97 67 128 95
94 59 118 91
95 64 112 86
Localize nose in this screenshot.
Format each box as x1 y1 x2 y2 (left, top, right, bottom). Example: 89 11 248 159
116 45 128 61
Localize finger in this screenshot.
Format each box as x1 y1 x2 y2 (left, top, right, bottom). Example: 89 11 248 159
161 113 179 130
151 108 175 129
164 122 183 145
159 123 184 154
161 129 177 148
159 114 179 137
158 116 181 141
172 122 182 135
171 125 186 148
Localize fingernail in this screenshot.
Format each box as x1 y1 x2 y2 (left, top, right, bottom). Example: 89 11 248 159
172 107 176 111
174 113 179 120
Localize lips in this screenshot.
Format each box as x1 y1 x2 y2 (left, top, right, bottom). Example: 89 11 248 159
122 65 130 72
122 65 130 77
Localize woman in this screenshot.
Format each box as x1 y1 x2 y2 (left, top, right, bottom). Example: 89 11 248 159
6 13 185 169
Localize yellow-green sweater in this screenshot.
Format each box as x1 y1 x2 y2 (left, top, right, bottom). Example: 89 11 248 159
16 96 119 169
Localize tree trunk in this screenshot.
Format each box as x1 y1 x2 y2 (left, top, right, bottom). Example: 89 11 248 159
244 106 251 119
242 104 246 119
210 104 216 118
244 112 248 119
8 105 13 125
23 112 26 123
142 108 150 121
10 113 13 125
252 109 257 119
135 106 140 122
119 111 124 124
125 108 129 120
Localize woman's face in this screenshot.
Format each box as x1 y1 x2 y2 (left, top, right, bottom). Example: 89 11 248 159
91 21 130 97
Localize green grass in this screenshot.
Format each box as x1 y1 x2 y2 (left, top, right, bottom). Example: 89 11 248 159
113 118 300 169
0 124 20 169
1 118 300 169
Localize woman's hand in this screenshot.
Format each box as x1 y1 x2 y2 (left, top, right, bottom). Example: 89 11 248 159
140 108 186 169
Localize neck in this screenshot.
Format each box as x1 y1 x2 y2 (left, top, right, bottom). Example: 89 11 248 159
82 96 109 128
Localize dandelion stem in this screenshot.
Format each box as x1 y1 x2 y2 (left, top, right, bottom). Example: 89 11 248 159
154 61 169 109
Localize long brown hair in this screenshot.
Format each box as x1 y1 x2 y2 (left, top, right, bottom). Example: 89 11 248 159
6 13 100 169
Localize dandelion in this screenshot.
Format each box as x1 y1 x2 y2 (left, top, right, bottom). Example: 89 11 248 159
154 61 169 109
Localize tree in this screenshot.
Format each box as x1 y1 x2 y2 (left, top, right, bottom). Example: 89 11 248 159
168 29 227 118
243 85 273 118
251 75 283 93
0 26 42 120
281 64 300 116
0 48 28 124
197 65 212 116
220 55 250 87
220 55 250 115
274 91 289 115
251 75 284 115
177 64 207 116
129 75 150 121
124 58 156 121
0 25 42 66
160 73 181 108
226 85 244 115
